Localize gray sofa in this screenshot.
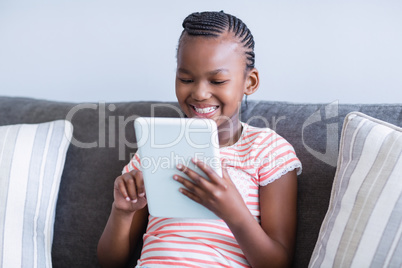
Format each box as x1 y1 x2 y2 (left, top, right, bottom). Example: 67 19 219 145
0 96 401 268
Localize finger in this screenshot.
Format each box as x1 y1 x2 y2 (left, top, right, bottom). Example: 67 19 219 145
191 158 222 183
133 170 146 198
176 163 205 185
173 174 198 192
221 159 230 178
122 173 139 203
220 159 231 189
115 175 131 201
173 174 203 203
178 187 202 204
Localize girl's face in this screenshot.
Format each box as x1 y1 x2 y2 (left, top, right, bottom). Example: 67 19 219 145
175 34 257 134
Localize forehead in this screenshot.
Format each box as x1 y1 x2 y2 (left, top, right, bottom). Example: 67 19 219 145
177 35 246 71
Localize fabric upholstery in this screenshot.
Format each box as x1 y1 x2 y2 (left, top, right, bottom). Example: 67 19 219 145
309 112 402 267
0 96 401 267
0 120 72 267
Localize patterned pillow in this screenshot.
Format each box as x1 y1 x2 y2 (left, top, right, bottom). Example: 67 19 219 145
0 120 73 268
309 112 402 267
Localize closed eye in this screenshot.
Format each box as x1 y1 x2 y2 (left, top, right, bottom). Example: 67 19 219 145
178 78 193 84
211 80 228 85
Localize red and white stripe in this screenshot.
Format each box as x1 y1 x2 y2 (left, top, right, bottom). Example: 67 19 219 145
124 123 301 267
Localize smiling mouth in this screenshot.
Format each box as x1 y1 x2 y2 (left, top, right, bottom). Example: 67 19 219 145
191 105 219 114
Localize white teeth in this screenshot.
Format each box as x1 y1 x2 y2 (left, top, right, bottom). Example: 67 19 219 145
194 106 217 114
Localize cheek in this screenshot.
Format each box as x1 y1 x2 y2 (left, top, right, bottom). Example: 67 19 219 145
175 86 190 112
223 81 246 100
175 84 185 102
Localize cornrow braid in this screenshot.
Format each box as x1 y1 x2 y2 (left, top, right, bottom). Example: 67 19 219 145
179 11 255 70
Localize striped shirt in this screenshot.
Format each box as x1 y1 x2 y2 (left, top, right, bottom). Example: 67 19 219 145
124 122 302 267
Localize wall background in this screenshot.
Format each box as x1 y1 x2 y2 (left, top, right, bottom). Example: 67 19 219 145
0 0 401 104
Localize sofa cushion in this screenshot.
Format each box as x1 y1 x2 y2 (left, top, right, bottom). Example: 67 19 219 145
0 120 73 267
309 112 402 267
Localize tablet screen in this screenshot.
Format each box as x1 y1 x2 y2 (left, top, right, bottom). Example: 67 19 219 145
134 117 221 219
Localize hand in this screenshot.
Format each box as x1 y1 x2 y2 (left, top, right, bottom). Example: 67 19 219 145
113 170 147 213
173 158 248 221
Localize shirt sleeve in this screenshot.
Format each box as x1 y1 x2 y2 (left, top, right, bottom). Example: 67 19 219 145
122 152 141 174
257 132 302 186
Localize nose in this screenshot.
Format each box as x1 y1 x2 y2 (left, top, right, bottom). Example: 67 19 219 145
191 82 211 101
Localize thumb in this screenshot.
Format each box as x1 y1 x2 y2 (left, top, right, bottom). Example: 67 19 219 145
221 159 230 179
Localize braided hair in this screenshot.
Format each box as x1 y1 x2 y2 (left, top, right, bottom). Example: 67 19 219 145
178 11 255 70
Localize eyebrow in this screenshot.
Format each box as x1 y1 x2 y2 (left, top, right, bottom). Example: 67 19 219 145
207 68 229 75
177 68 229 76
177 68 191 74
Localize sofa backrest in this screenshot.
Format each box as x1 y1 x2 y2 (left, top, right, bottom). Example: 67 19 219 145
1 96 401 267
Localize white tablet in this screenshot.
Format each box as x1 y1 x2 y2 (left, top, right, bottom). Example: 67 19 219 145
134 117 221 219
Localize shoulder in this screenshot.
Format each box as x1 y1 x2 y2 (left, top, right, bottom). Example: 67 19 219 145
241 123 302 185
241 122 291 150
122 152 141 174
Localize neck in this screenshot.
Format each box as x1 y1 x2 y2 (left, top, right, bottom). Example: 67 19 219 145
218 119 243 148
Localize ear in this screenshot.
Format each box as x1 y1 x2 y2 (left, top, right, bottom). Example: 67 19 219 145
244 68 259 96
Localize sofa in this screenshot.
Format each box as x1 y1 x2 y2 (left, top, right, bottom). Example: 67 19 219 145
0 96 401 268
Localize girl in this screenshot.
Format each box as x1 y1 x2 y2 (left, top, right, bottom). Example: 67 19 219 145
98 11 301 268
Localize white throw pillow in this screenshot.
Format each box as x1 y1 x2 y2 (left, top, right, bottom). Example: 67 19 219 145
0 120 73 268
309 112 402 267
